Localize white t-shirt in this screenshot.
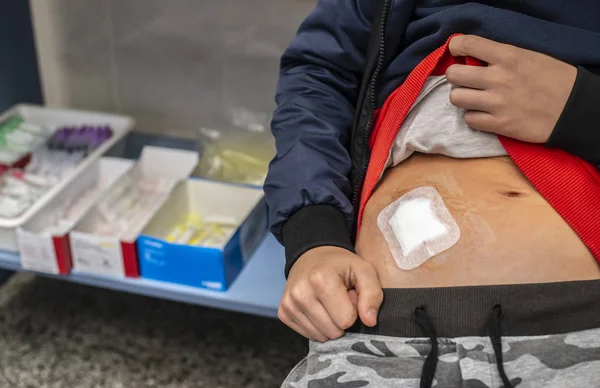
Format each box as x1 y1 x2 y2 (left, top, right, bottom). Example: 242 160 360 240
387 75 507 168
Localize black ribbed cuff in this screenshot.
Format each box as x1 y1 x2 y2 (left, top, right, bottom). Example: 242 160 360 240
546 66 600 165
282 205 354 277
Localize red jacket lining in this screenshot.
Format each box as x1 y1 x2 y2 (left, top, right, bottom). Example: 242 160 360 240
359 34 600 262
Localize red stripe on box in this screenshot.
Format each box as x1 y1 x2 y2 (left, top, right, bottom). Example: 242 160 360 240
52 235 72 275
121 241 140 278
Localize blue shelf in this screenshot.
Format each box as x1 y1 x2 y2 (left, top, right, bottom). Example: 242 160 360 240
0 235 285 318
0 132 285 317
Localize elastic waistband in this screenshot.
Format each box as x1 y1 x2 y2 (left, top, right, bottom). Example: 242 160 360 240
350 280 600 338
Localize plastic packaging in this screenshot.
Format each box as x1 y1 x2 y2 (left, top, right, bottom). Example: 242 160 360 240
93 172 175 238
0 122 115 219
164 214 237 248
27 184 102 234
0 116 49 164
0 104 133 252
193 109 275 186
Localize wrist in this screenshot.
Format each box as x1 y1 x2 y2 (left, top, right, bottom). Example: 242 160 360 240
282 205 354 277
546 66 600 165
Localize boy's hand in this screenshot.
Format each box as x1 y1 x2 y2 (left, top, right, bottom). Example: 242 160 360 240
447 35 577 144
278 246 383 342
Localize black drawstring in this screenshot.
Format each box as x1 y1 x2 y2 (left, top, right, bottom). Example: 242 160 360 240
415 304 514 388
415 307 438 388
489 304 514 388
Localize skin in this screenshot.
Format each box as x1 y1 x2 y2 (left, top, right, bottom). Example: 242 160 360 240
356 154 600 288
278 35 592 342
280 247 381 342
446 35 578 143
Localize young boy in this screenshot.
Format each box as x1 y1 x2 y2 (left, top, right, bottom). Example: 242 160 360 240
265 1 600 386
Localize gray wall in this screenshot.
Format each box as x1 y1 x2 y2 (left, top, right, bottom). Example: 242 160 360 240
30 0 314 139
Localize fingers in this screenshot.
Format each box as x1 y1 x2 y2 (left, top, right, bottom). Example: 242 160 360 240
449 35 506 64
279 247 384 341
292 312 328 342
446 64 491 90
278 307 311 338
278 306 327 342
347 289 358 307
463 110 498 133
352 262 384 328
305 302 346 339
279 271 351 342
449 87 496 112
312 270 358 331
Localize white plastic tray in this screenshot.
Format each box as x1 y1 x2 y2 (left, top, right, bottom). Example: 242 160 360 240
0 104 134 250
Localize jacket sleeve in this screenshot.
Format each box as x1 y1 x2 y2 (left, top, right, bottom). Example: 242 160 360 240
546 66 600 167
264 0 373 275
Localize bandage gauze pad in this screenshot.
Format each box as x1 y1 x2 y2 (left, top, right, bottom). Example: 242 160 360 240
377 186 460 270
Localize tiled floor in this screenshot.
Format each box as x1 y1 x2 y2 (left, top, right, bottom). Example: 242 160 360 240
0 273 306 387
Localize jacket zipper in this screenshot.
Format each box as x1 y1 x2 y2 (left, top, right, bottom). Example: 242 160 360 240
351 0 391 209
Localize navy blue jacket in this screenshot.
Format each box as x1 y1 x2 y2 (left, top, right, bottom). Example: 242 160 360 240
265 0 600 274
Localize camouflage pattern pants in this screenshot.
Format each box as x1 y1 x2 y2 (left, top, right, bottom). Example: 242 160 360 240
282 280 600 388
282 329 600 388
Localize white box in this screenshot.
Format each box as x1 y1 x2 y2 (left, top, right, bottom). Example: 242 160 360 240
70 146 199 278
137 179 268 291
16 157 134 274
0 104 133 251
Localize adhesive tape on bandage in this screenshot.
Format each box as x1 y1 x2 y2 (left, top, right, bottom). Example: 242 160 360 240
377 186 460 270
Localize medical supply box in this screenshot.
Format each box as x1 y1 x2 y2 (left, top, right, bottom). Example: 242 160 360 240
137 179 268 291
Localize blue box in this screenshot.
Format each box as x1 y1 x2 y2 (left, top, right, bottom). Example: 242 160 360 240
137 179 268 291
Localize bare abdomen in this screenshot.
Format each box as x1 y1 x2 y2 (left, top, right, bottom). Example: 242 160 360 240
356 154 600 288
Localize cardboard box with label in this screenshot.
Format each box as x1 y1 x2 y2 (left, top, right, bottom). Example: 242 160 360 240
69 146 198 278
137 178 268 291
16 157 134 274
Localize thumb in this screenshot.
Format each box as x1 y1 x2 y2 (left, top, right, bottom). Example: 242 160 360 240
352 262 384 327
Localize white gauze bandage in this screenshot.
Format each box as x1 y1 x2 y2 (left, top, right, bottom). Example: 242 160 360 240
377 186 460 270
